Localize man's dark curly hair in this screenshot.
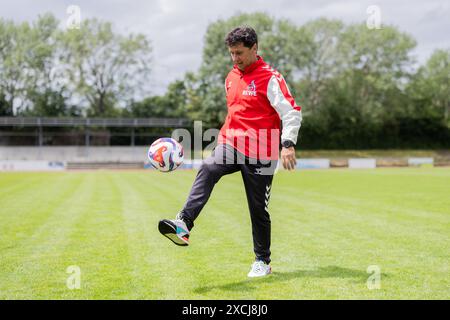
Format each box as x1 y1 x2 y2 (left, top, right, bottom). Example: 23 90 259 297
225 26 258 48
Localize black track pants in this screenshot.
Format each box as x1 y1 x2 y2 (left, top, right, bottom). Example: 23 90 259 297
179 144 277 264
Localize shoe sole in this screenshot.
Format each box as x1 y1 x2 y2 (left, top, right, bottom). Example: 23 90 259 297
248 272 272 278
158 220 189 246
248 267 272 278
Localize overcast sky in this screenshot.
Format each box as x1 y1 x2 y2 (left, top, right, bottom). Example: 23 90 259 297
1 0 449 94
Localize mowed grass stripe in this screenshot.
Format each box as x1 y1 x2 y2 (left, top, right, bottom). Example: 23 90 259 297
270 170 449 298
272 171 448 261
274 169 449 236
185 173 260 299
161 171 280 299
0 168 448 299
58 172 135 299
289 168 450 218
130 170 209 299
190 172 366 299
0 173 83 255
108 172 173 298
163 171 315 299
0 173 98 299
0 173 73 227
129 170 273 299
0 173 46 199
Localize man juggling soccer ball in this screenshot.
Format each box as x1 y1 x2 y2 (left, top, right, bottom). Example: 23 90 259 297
158 26 302 277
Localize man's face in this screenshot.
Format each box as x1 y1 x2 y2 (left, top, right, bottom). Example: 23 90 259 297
228 42 257 70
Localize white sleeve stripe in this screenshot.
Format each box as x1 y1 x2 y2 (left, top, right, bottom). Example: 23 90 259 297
267 75 302 144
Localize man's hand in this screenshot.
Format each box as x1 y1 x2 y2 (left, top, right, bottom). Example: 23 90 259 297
281 146 297 171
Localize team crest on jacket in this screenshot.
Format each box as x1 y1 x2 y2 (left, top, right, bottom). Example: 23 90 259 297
242 80 257 96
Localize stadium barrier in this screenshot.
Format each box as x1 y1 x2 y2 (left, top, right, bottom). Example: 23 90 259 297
408 157 434 167
0 160 66 171
376 158 409 167
0 147 445 170
0 146 148 162
181 160 203 170
330 159 348 168
348 158 377 169
296 159 330 169
67 162 144 170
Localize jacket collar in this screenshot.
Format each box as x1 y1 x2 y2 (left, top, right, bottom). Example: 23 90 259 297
233 55 265 75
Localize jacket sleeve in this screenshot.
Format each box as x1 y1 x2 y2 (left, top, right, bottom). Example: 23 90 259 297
266 74 302 145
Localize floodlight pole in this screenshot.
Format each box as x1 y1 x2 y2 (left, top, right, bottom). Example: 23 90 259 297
38 120 43 146
85 118 90 147
85 129 89 147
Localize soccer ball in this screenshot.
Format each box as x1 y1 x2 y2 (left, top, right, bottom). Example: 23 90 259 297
147 137 184 172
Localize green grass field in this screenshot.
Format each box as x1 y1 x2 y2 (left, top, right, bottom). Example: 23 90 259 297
0 168 449 299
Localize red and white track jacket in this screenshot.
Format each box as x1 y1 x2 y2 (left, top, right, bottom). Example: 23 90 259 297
218 56 302 160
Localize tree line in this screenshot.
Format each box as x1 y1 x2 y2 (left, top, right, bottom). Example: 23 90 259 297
0 13 449 148
0 13 152 118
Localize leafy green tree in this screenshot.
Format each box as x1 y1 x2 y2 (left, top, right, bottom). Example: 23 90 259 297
0 14 79 117
0 19 30 115
295 18 344 113
21 14 78 117
408 49 450 125
0 92 8 116
300 22 417 148
336 23 416 123
124 80 188 118
61 18 152 116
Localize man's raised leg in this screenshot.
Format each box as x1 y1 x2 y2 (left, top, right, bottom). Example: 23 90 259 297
158 144 239 245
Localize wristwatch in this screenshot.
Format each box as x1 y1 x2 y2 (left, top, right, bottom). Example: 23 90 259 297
282 140 295 148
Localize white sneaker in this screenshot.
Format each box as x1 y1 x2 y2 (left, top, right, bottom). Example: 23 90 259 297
247 260 272 278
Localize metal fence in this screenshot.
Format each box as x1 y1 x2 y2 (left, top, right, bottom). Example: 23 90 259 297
0 117 191 127
0 117 192 146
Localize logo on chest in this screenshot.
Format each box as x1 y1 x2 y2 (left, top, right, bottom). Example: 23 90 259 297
242 80 257 97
